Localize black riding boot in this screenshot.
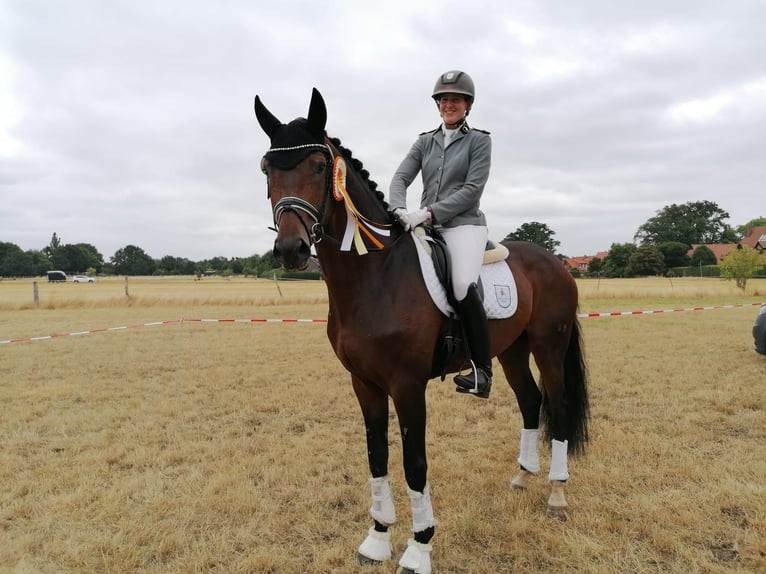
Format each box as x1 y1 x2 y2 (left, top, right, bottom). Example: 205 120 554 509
454 283 492 399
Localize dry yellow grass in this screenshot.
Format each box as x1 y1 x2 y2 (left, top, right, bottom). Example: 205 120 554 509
1 277 764 573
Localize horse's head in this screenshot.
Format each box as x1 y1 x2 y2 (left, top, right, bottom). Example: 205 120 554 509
254 88 332 271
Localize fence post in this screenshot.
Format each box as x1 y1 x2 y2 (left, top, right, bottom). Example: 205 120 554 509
33 281 39 307
125 276 130 298
273 272 283 298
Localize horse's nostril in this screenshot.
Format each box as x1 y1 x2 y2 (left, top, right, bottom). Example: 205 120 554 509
275 236 310 271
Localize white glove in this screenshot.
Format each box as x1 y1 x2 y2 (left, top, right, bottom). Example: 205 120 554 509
393 208 411 230
394 208 430 231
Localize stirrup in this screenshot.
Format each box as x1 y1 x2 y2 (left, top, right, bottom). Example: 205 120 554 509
454 364 491 399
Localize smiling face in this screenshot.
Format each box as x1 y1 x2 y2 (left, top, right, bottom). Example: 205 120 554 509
437 93 470 126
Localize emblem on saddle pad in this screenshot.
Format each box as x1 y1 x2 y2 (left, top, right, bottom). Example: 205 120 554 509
494 284 513 309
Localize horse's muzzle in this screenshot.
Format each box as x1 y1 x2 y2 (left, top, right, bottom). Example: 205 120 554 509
273 236 311 271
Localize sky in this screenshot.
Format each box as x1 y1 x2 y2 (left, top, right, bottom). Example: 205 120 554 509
1 0 765 261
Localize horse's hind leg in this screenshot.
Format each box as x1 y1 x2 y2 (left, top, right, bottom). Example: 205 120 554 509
497 333 543 491
352 376 396 565
528 329 573 520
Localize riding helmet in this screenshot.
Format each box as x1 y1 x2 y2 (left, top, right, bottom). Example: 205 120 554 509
432 70 475 102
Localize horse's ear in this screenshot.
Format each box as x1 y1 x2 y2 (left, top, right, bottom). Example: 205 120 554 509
307 88 327 137
254 95 282 139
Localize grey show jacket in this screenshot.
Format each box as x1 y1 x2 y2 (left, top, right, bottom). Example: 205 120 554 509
389 124 491 227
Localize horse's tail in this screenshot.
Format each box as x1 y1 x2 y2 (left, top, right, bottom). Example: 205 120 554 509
541 317 590 455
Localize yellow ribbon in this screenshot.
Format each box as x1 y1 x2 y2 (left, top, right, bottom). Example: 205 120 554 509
333 157 387 253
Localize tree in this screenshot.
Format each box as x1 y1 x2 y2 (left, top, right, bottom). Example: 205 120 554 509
230 257 245 275
503 222 561 254
0 242 35 277
157 255 196 275
250 250 280 277
27 250 51 276
634 201 737 246
689 245 717 267
587 257 604 276
626 245 665 277
720 246 763 290
50 243 103 273
657 241 690 269
42 232 62 259
602 243 637 277
111 245 156 275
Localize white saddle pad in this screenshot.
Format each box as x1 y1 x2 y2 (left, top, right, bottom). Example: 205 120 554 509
411 231 518 319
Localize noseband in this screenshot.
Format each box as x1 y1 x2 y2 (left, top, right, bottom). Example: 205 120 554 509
264 143 334 245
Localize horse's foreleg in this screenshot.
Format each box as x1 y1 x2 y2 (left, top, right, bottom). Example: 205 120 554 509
394 388 435 574
353 377 396 564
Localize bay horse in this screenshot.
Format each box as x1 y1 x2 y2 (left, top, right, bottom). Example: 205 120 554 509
254 88 589 574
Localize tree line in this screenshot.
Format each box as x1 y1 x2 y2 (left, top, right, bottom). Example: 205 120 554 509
2 202 764 281
503 201 765 286
0 232 280 278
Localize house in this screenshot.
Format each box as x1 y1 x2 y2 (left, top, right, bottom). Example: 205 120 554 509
687 243 738 264
688 226 766 263
563 251 609 272
739 225 766 251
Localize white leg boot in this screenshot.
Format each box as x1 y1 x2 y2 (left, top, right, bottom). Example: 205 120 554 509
397 538 433 574
358 526 392 563
547 439 569 520
512 428 540 489
358 474 396 563
398 484 437 574
548 439 569 482
369 473 396 526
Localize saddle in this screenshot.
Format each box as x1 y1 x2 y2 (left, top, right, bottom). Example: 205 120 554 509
414 226 510 380
414 226 509 309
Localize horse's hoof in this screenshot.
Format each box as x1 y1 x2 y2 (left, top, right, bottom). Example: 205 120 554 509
357 552 384 566
395 568 416 574
546 506 568 521
511 469 534 490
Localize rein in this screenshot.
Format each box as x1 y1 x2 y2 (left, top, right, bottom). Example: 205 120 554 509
265 142 393 254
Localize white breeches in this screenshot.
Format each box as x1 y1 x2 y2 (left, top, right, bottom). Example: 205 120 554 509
439 224 488 300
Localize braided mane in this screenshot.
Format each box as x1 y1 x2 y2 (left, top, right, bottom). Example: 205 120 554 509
329 136 389 209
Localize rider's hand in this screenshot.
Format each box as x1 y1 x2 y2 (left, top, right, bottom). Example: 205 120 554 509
394 208 430 231
394 208 412 231
407 208 431 228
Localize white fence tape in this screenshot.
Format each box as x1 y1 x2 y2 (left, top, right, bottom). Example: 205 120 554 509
1 303 763 345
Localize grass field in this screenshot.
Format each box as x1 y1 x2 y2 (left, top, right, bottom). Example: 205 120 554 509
1 276 764 573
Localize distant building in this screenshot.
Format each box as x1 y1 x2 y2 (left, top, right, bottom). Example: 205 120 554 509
738 226 766 251
687 243 738 263
688 226 766 263
563 251 609 272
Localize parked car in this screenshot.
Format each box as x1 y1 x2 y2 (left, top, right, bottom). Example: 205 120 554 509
72 275 96 283
754 304 766 355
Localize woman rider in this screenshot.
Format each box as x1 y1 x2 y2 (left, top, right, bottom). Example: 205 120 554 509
389 70 493 399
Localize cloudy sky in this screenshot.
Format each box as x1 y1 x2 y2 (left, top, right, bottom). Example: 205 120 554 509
1 0 764 261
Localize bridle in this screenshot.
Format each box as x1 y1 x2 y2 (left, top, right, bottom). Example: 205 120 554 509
263 141 395 254
262 143 335 246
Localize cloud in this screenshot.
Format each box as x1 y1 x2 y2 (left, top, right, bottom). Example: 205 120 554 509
1 0 765 261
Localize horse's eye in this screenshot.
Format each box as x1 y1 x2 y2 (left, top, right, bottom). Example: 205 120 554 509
260 158 269 175
314 161 326 175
